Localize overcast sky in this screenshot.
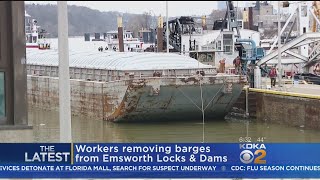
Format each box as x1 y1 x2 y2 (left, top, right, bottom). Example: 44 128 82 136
25 1 303 16
24 1 272 16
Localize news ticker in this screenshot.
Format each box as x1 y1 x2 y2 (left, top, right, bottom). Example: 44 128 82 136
0 143 319 178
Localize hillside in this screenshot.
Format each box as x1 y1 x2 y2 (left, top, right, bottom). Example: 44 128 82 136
25 4 157 38
25 4 234 38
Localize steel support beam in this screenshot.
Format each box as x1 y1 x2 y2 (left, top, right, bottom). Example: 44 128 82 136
267 58 305 64
257 32 320 66
285 50 308 61
310 8 320 28
267 5 298 55
293 39 320 48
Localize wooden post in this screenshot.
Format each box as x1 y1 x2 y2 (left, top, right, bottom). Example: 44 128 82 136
157 16 163 52
117 16 124 52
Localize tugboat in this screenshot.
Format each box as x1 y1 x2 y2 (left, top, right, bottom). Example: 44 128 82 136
104 30 144 52
25 11 51 50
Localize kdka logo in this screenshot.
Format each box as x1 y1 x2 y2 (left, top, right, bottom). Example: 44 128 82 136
239 144 266 164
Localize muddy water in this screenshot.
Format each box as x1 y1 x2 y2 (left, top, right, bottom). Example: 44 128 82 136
1 107 320 143
1 109 318 180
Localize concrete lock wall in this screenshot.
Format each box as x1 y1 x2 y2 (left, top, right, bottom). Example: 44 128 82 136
255 93 320 130
27 75 127 120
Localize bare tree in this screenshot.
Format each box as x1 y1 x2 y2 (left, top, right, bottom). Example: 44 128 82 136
142 11 152 29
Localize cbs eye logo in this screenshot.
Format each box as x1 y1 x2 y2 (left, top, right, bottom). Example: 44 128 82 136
240 149 266 164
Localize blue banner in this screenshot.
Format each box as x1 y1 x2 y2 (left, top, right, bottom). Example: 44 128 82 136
0 143 319 178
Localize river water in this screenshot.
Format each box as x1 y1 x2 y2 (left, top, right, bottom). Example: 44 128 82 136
0 107 316 180
1 107 320 143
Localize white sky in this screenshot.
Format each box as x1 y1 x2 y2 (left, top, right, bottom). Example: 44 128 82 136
25 1 303 16
25 1 254 16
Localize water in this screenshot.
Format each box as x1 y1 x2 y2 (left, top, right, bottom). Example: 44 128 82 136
1 108 319 180
2 107 320 143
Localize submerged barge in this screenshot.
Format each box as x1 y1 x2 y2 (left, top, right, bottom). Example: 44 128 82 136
26 49 245 122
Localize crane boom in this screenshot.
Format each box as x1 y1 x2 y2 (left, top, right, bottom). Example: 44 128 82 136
225 1 241 38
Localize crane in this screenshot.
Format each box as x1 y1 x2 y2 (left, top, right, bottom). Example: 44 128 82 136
222 1 241 38
225 0 266 87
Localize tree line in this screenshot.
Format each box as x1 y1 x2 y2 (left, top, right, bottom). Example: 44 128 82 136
25 4 238 38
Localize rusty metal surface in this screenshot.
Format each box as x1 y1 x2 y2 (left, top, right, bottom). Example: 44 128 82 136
157 27 163 52
118 27 124 52
27 75 245 122
110 76 245 122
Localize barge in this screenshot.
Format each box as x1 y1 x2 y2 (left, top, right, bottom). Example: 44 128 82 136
26 49 245 122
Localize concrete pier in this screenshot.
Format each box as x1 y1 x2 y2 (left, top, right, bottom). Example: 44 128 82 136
254 89 320 129
234 85 320 130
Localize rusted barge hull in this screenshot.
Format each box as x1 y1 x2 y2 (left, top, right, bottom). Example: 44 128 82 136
108 76 245 122
27 75 245 122
26 49 245 122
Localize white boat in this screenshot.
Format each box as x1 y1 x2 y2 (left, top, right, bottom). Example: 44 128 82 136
104 30 144 52
25 11 51 50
